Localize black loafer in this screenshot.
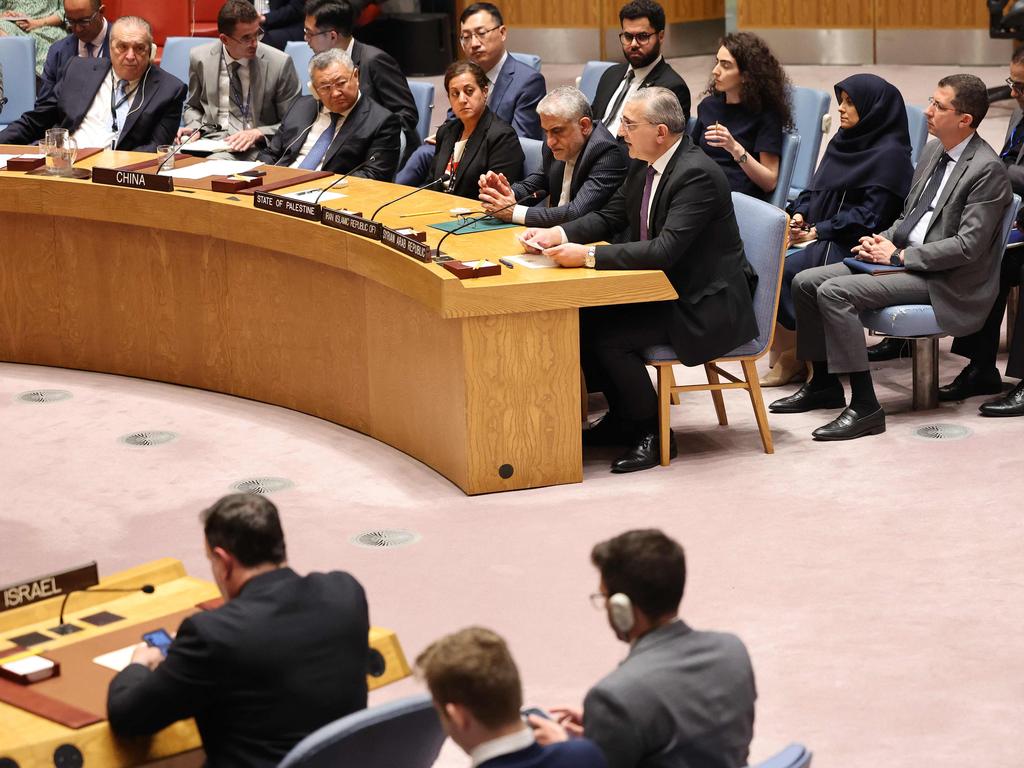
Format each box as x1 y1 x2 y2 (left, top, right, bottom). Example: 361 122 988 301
811 406 886 441
583 413 630 447
610 431 676 473
938 365 1003 402
867 338 910 362
769 383 846 414
979 380 1024 417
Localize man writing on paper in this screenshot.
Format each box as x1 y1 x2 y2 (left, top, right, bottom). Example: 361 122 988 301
178 0 300 160
38 0 112 103
478 86 626 227
107 493 370 768
0 16 185 152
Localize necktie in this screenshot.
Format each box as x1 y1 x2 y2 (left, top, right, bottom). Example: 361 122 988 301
299 113 340 170
112 79 131 141
639 165 656 241
84 42 95 58
1001 119 1024 162
891 151 952 247
228 61 246 129
604 69 635 125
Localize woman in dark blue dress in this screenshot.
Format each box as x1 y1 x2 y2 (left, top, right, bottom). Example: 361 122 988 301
761 73 913 386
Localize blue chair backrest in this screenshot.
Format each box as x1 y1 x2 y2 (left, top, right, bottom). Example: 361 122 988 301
727 191 789 358
286 40 313 95
769 132 801 209
408 80 434 142
999 193 1021 255
510 51 541 72
277 694 445 768
0 37 35 128
788 85 830 200
905 103 928 167
685 115 697 137
160 36 210 87
579 60 615 105
750 743 813 768
520 137 543 177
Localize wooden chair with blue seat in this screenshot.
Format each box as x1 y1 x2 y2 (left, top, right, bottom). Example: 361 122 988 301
285 40 314 95
160 37 212 89
408 80 434 142
0 37 34 131
786 85 831 202
510 52 541 71
577 60 615 105
519 137 543 177
905 103 929 167
643 192 790 465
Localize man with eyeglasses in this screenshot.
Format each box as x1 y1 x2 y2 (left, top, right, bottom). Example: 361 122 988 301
770 74 1012 440
303 0 418 163
259 47 399 178
395 1 546 185
38 0 110 104
591 0 690 160
934 49 1024 417
527 529 756 768
0 15 186 152
179 0 299 160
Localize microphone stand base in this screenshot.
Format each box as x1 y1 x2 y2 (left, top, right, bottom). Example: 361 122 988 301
50 623 83 636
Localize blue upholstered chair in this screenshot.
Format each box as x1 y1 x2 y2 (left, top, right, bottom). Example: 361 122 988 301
578 60 615 105
520 137 543 177
749 743 813 768
285 40 314 95
408 80 434 142
510 51 542 72
0 37 35 130
643 192 790 464
859 193 1021 410
787 85 831 201
770 132 801 209
276 694 445 768
905 103 929 167
160 36 210 88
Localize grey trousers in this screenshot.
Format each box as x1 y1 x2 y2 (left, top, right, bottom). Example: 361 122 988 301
794 262 930 373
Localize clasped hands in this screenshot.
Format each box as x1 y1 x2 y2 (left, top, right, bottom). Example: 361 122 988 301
851 234 902 265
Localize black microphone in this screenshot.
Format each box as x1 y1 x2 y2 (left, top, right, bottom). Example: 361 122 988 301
313 154 377 204
156 122 219 172
434 190 543 259
54 584 155 634
370 173 451 221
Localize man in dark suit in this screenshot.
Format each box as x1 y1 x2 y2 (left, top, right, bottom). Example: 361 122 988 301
107 493 370 768
522 87 757 473
253 0 304 49
395 2 546 185
530 530 757 768
770 74 1012 439
417 626 608 768
938 48 1024 416
259 47 399 179
478 86 626 227
591 0 690 160
304 0 419 163
38 0 112 104
0 16 185 152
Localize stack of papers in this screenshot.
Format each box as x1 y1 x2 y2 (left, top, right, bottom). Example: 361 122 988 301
178 138 233 154
160 160 262 179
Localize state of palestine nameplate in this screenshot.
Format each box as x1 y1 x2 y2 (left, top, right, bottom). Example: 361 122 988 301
91 166 173 192
253 190 321 221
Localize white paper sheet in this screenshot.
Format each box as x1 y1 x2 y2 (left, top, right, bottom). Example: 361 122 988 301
93 644 137 672
502 254 558 269
281 188 346 203
178 138 233 154
160 160 262 179
462 260 497 269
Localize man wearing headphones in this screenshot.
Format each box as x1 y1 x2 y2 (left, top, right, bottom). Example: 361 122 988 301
530 529 757 768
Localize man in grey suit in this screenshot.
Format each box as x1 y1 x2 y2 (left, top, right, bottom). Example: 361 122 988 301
530 529 756 768
770 74 1012 440
478 86 627 227
179 0 300 160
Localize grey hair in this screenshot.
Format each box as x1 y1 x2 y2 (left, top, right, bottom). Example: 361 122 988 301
309 48 355 78
111 15 153 45
626 86 685 133
537 86 592 122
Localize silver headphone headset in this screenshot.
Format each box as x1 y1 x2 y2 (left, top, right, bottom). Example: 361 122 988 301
607 593 635 635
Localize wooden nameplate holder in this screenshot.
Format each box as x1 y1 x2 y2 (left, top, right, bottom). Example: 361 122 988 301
442 260 502 279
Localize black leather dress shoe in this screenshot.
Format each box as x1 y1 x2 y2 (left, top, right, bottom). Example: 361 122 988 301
979 380 1024 416
811 406 886 441
583 413 629 447
769 383 846 413
867 338 910 362
610 431 676 473
938 365 1003 402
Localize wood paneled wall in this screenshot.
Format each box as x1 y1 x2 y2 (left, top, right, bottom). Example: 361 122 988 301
739 0 988 29
455 0 723 29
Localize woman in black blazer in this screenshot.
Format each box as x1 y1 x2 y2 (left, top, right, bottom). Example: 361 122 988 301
430 60 524 200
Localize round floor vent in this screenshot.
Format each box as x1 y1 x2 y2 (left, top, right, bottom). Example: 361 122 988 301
120 431 177 447
16 389 72 403
350 529 421 549
230 477 295 494
913 423 972 441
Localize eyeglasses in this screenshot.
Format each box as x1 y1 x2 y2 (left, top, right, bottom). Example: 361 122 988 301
927 96 961 114
303 27 332 40
226 27 265 45
1007 77 1024 94
458 26 500 44
314 76 352 96
618 31 656 45
619 119 655 133
64 9 101 28
589 593 607 610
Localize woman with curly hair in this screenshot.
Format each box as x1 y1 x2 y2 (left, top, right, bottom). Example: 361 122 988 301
692 32 792 200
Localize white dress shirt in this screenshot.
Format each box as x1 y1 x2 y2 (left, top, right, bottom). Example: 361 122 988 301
290 93 360 169
73 71 141 149
217 50 252 132
484 51 508 105
469 728 534 768
78 18 108 58
906 133 972 246
603 55 662 136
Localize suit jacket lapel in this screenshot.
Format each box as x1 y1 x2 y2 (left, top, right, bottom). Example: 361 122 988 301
646 138 685 237
100 24 112 57
74 59 110 127
118 65 152 143
489 58 513 114
205 43 221 125
639 58 666 89
323 96 367 166
548 158 565 206
249 47 265 122
454 110 491 183
350 40 363 67
925 135 978 237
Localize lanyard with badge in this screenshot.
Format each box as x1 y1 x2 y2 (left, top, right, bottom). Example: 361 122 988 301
223 53 253 129
110 72 136 132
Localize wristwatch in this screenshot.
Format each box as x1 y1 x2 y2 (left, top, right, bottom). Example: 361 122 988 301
736 151 749 165
584 246 596 269
890 248 904 266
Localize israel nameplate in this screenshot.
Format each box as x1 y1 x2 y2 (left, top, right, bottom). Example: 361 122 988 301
0 562 99 613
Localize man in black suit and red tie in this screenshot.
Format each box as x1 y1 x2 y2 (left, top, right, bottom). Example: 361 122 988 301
521 87 758 473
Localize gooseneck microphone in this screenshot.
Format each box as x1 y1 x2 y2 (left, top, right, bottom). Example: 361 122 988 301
370 173 451 221
434 190 543 259
54 584 155 633
314 154 377 204
156 122 220 173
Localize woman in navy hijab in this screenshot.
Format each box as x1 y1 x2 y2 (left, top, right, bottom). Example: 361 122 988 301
761 74 914 386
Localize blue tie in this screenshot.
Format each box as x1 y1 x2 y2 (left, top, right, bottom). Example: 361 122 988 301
113 79 132 143
299 113 340 170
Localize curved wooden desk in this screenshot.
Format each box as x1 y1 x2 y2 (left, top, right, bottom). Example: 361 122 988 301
0 151 675 494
